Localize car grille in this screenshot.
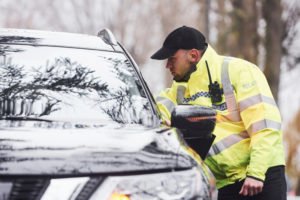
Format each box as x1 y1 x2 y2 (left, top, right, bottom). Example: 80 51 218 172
9 179 50 200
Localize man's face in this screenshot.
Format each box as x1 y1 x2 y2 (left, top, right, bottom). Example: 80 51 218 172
166 49 192 81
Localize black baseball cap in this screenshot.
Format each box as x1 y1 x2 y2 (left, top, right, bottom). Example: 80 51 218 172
151 26 207 60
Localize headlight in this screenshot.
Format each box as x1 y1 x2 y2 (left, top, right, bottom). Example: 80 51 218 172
90 167 210 200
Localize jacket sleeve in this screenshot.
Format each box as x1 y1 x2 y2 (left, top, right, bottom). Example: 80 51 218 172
233 61 284 181
156 87 178 123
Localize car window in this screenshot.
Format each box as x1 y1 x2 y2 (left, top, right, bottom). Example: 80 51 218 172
0 44 155 127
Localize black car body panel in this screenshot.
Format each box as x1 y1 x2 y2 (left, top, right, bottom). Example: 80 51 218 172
0 125 196 175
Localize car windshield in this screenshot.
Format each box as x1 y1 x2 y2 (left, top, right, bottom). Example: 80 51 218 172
0 44 155 127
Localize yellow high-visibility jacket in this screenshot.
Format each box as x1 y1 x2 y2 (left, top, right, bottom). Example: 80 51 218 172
156 45 285 189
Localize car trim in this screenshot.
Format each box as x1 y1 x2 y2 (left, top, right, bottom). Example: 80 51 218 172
0 42 124 54
0 167 192 179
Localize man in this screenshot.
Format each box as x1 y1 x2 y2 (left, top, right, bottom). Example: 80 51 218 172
151 26 286 200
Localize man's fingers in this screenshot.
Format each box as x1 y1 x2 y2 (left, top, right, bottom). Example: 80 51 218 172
240 186 257 196
250 184 263 195
254 184 263 195
248 188 254 196
239 184 248 196
239 177 264 196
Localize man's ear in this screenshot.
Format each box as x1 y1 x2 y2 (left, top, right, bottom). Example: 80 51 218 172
188 49 201 63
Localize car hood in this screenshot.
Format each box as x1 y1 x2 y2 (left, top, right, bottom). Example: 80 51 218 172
0 123 195 176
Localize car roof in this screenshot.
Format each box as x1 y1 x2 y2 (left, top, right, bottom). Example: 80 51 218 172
0 28 122 52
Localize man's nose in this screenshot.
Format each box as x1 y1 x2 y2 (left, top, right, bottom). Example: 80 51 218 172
166 60 172 69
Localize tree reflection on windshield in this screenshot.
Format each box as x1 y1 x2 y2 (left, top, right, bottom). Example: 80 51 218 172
0 57 109 118
0 45 153 126
0 36 40 56
98 56 151 124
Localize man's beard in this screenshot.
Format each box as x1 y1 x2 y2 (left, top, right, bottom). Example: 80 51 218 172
173 64 197 82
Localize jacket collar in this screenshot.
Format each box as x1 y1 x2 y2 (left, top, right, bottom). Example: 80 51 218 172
197 44 219 70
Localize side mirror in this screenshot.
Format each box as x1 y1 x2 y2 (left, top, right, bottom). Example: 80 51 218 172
171 105 216 160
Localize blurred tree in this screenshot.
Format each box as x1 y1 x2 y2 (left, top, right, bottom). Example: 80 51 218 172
107 0 157 65
216 0 259 64
282 1 300 71
282 3 300 195
215 0 283 101
231 0 259 64
285 109 300 195
154 0 202 87
0 0 36 28
262 0 283 101
216 0 229 54
196 0 210 42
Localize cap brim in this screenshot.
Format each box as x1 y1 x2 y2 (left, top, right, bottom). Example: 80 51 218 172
151 47 177 60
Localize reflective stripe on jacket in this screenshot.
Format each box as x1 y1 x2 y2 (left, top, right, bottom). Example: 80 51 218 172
156 45 285 189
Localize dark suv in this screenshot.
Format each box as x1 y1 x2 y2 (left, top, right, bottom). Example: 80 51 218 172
0 28 213 200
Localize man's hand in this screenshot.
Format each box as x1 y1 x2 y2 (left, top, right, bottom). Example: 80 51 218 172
162 119 171 126
239 177 264 196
